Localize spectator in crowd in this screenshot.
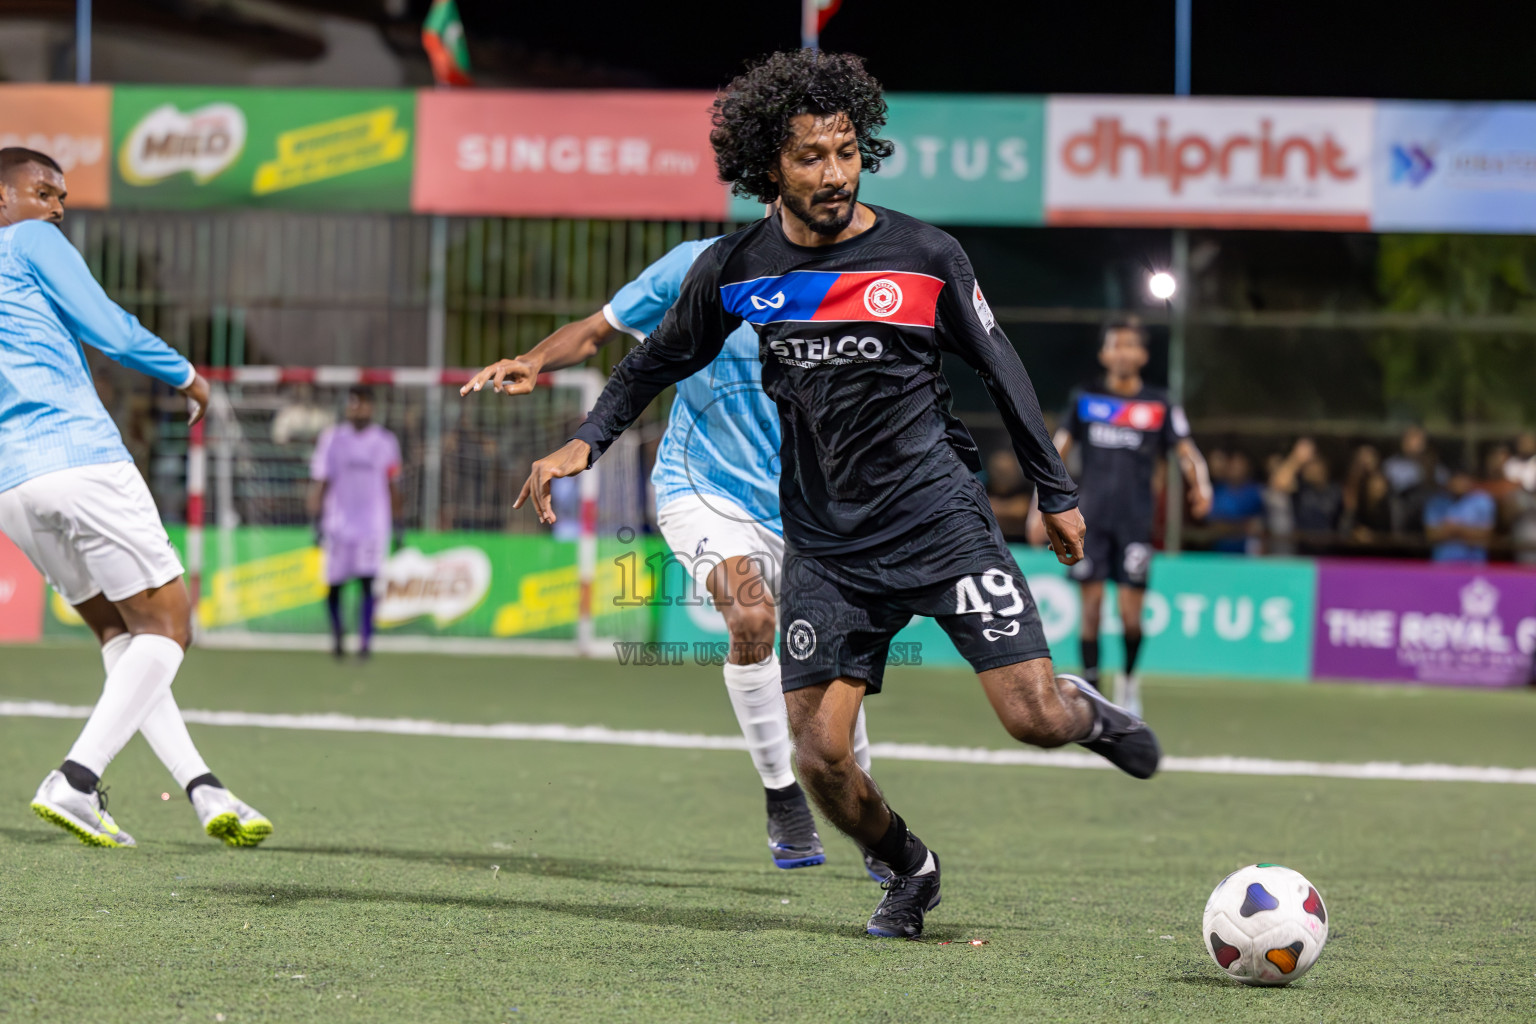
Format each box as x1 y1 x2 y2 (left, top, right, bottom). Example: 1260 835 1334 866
1504 431 1536 492
1207 450 1266 554
985 449 1034 542
1267 439 1343 553
1505 432 1536 564
1261 451 1296 554
1382 425 1445 533
1423 464 1496 563
1341 444 1392 541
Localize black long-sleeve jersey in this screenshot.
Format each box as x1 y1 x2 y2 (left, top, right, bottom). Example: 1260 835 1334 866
573 205 1078 555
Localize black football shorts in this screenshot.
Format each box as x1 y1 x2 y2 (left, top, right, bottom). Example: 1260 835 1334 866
778 479 1051 695
1068 517 1153 588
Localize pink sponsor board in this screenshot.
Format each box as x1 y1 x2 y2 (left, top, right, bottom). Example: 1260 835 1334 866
1313 560 1536 686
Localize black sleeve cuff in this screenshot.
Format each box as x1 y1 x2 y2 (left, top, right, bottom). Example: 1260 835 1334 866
1037 489 1080 515
570 421 606 466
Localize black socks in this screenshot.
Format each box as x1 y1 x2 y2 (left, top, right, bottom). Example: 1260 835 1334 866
60 759 99 795
1080 638 1101 690
185 773 223 799
765 781 804 805
867 810 929 877
1124 631 1144 675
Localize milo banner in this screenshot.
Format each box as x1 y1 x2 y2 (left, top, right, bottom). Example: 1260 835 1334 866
1313 561 1536 687
45 527 662 641
110 87 415 211
659 549 1317 682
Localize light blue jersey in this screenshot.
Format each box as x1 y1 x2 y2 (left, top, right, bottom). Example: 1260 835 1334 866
0 219 194 494
604 238 780 534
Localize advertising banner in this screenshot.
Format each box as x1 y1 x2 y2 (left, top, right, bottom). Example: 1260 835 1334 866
412 90 725 219
1372 102 1536 233
727 95 1047 225
658 549 1316 681
1044 97 1374 230
110 87 414 211
44 527 661 641
0 84 112 208
1313 561 1536 687
0 534 44 643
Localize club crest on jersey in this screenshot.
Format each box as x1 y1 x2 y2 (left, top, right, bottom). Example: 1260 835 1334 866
862 278 903 317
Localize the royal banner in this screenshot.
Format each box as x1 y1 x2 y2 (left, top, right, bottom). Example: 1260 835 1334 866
727 95 1047 225
110 87 415 211
1372 102 1536 234
1044 97 1374 230
412 90 725 219
1312 561 1536 687
0 84 112 208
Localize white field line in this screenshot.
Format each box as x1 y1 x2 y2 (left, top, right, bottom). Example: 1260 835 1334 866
3 700 1534 786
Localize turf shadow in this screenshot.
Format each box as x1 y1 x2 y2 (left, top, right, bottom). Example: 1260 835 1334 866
0 824 75 845
200 842 806 898
192 881 860 938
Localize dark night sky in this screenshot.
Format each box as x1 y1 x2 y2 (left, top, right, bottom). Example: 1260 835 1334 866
455 0 1536 101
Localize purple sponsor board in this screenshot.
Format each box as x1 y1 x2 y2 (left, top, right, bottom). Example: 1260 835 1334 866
1314 561 1536 686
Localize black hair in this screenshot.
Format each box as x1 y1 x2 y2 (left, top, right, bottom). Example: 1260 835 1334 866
710 50 895 205
0 147 63 182
1101 316 1149 348
348 385 374 403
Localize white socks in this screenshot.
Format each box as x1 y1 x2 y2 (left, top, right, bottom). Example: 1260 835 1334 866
96 633 212 789
723 654 875 790
723 654 796 789
65 633 184 777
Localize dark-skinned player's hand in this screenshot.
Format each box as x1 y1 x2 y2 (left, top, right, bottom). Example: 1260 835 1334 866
515 439 592 524
460 356 542 398
1041 507 1087 566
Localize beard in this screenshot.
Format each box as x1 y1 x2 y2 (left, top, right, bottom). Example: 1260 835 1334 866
780 180 859 237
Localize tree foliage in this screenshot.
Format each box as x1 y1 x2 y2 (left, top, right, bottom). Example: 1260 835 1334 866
1373 235 1536 428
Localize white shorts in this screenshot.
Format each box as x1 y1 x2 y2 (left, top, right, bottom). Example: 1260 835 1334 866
655 493 784 598
0 462 185 607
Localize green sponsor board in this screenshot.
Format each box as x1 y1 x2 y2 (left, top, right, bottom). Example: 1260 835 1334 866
45 527 663 641
727 94 1045 225
658 549 1315 681
110 87 414 210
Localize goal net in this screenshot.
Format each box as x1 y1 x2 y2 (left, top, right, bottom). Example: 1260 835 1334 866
187 366 654 655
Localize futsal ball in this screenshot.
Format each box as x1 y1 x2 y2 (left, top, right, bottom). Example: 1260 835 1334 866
1202 864 1328 986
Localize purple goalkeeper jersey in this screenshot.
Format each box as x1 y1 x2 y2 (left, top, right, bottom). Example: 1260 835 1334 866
310 422 400 542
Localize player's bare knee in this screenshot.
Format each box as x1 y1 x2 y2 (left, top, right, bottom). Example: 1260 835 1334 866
724 602 777 660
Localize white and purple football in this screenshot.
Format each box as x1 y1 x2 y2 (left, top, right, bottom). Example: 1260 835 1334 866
1202 864 1329 986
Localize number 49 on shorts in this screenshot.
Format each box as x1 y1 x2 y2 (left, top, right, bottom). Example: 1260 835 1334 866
954 569 1025 621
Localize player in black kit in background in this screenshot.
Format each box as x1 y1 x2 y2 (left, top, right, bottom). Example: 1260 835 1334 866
1040 319 1212 717
515 50 1161 939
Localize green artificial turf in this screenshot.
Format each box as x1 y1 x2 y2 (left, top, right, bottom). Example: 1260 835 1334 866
1 644 1533 1022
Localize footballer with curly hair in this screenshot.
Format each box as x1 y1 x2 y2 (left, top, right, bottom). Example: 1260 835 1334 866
518 50 1162 939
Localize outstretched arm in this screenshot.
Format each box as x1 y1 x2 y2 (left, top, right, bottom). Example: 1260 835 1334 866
460 311 616 397
937 249 1083 564
516 255 737 523
463 239 712 399
23 221 207 423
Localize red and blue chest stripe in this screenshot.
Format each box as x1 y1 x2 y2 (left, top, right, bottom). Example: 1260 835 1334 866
720 270 945 328
1077 394 1167 431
